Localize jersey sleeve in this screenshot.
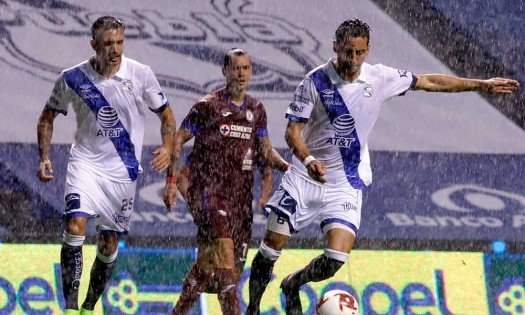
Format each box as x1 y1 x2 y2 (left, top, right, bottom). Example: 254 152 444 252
379 64 417 99
285 77 317 123
181 100 207 135
143 67 170 113
45 73 73 115
255 101 268 138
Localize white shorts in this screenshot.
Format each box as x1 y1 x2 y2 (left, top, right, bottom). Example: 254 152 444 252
63 163 137 233
264 173 362 236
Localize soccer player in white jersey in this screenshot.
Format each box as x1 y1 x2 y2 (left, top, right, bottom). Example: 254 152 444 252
246 18 520 315
36 16 177 315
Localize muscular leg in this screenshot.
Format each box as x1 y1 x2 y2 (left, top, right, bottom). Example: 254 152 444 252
81 231 119 311
172 242 216 315
280 228 355 315
246 230 290 315
214 238 241 315
62 217 88 311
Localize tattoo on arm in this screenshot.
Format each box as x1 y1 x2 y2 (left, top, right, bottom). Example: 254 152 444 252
168 127 194 177
37 109 58 161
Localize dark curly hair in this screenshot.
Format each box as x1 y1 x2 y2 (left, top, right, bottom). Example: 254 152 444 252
335 18 371 45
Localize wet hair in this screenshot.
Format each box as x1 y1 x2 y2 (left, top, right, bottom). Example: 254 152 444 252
223 47 248 67
91 16 125 39
335 18 371 45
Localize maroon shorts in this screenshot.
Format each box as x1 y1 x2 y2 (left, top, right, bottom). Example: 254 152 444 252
188 193 253 270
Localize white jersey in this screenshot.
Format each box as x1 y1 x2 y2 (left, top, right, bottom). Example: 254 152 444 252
286 57 416 188
46 55 169 182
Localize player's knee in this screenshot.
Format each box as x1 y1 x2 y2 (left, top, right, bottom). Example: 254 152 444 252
322 248 348 277
97 246 118 265
214 268 237 292
63 231 85 247
259 241 281 261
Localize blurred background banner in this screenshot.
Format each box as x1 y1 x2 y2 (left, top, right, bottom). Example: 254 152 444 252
0 0 524 247
2 143 525 243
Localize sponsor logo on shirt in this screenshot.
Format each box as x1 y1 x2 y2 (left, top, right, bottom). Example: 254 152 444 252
113 213 131 224
294 85 311 104
242 148 253 171
288 103 304 113
326 114 356 147
219 124 252 139
79 83 100 99
398 69 408 78
97 106 124 138
320 88 341 106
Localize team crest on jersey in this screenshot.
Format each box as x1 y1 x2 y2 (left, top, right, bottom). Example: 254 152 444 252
122 80 133 91
363 84 373 97
219 124 231 136
398 69 408 78
246 109 254 122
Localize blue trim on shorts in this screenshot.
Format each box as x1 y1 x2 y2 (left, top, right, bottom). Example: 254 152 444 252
63 212 95 220
99 229 128 236
320 218 358 237
265 205 298 234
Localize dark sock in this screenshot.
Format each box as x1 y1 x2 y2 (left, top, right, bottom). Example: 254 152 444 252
280 254 344 315
172 264 212 315
284 254 344 288
61 243 83 310
81 256 117 310
246 252 277 315
215 268 240 315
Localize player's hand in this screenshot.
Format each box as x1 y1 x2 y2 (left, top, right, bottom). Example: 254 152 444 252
307 160 326 183
483 77 520 94
255 197 269 214
163 183 178 212
151 146 171 172
37 159 54 182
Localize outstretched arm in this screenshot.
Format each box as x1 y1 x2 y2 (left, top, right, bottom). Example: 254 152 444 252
413 74 520 94
284 120 326 183
36 107 59 182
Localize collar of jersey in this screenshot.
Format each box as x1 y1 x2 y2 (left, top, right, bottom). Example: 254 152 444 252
326 56 368 86
87 54 129 80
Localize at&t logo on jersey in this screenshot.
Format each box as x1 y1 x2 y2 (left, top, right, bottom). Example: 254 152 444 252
97 106 123 138
219 124 252 139
326 114 356 147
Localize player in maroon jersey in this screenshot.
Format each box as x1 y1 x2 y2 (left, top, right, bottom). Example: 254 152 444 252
176 150 274 290
168 48 289 315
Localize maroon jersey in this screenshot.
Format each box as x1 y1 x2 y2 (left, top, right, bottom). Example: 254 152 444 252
181 88 268 238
